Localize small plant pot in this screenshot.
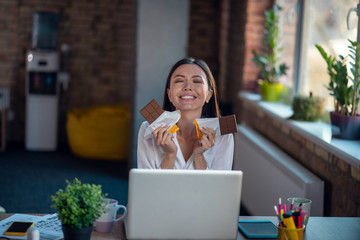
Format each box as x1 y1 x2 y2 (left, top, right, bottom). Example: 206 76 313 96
291 94 325 121
62 225 93 240
258 81 283 102
330 112 360 140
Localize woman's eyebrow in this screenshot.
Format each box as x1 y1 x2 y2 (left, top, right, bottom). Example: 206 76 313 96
173 74 204 79
173 74 185 78
192 75 204 79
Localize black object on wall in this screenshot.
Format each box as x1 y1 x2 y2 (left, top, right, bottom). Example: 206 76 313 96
32 11 59 50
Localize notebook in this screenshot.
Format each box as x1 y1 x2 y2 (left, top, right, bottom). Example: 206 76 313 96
238 221 278 238
126 168 243 240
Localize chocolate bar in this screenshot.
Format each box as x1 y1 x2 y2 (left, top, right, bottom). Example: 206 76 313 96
219 114 238 135
140 99 164 124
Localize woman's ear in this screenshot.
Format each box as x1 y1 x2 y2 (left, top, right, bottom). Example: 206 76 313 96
206 90 213 103
167 88 172 102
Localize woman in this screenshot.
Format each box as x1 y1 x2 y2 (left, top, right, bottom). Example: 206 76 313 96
137 58 234 170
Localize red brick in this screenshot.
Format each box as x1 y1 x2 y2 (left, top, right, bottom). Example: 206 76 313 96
305 139 314 152
334 156 349 173
285 138 301 159
290 130 304 143
281 125 290 135
346 198 357 216
334 206 343 217
314 145 329 161
299 148 311 166
351 166 360 182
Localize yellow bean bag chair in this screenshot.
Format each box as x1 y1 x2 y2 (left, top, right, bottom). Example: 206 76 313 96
67 104 130 160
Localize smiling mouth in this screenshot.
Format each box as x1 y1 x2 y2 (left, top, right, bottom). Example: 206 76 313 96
180 95 196 100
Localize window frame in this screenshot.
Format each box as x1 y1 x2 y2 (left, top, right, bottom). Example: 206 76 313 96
289 0 360 96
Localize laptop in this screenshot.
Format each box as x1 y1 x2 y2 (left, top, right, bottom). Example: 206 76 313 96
126 169 243 240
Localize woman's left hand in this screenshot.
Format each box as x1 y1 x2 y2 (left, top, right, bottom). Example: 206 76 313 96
193 127 215 155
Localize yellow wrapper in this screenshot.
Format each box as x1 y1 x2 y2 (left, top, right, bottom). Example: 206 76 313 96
193 120 203 140
168 124 179 134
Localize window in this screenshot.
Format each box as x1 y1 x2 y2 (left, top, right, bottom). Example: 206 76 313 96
278 0 358 110
278 0 298 87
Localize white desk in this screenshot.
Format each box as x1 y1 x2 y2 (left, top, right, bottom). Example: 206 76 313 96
237 216 360 240
1 214 359 240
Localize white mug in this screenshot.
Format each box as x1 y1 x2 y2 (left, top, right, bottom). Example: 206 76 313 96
95 198 127 232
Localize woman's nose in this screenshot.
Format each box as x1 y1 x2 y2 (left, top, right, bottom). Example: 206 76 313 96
183 81 192 90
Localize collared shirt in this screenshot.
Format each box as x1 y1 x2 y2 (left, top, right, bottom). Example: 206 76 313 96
137 121 234 170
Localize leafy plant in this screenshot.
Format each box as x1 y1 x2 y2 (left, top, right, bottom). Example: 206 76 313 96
51 178 107 229
291 92 325 121
252 5 288 84
315 39 360 116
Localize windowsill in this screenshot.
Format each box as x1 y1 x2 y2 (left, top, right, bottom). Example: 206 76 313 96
238 91 360 169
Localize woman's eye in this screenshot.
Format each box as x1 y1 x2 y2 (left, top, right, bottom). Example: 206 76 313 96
193 79 203 84
174 79 183 83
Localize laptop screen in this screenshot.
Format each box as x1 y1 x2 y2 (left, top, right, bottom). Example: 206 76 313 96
126 169 243 239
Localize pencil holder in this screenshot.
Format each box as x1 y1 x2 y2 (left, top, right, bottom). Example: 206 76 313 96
277 226 304 240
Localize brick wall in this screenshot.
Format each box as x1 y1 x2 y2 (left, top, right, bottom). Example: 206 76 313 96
218 0 230 102
242 0 274 92
188 0 220 80
0 0 136 143
224 0 248 104
240 99 360 217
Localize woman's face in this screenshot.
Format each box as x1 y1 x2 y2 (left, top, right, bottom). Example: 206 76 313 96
167 64 213 113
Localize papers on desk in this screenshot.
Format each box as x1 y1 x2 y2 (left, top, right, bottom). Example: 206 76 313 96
0 213 63 240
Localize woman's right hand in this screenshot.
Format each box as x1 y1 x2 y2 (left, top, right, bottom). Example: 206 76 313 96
152 125 178 154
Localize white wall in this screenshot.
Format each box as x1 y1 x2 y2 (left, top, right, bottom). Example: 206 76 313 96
133 0 189 166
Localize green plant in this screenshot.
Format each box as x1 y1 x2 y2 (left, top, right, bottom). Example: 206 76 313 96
252 5 288 84
51 178 107 229
291 93 325 121
315 39 360 116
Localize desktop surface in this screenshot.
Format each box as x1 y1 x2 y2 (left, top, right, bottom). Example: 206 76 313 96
237 216 360 240
0 214 359 240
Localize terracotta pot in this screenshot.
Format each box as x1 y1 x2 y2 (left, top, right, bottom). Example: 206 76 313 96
62 225 93 240
330 112 360 140
258 81 283 102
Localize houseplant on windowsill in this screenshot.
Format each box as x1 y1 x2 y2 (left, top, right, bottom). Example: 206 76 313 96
315 39 360 140
252 5 288 102
51 178 107 240
290 92 326 122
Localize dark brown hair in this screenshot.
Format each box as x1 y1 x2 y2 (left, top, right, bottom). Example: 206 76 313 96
162 58 221 118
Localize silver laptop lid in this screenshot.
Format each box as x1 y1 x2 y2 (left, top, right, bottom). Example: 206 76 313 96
127 169 243 240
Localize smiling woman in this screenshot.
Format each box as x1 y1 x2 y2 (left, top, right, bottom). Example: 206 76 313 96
163 58 221 118
137 58 234 170
166 64 213 116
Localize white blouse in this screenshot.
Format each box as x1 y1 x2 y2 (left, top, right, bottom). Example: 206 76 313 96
137 121 234 170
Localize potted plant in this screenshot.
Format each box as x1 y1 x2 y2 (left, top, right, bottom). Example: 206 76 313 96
315 39 360 140
252 5 288 102
290 92 325 122
51 178 107 240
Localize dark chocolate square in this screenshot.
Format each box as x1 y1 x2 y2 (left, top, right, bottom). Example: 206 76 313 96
219 114 238 135
140 99 164 124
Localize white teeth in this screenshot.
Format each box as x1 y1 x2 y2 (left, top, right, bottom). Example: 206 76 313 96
181 96 194 99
